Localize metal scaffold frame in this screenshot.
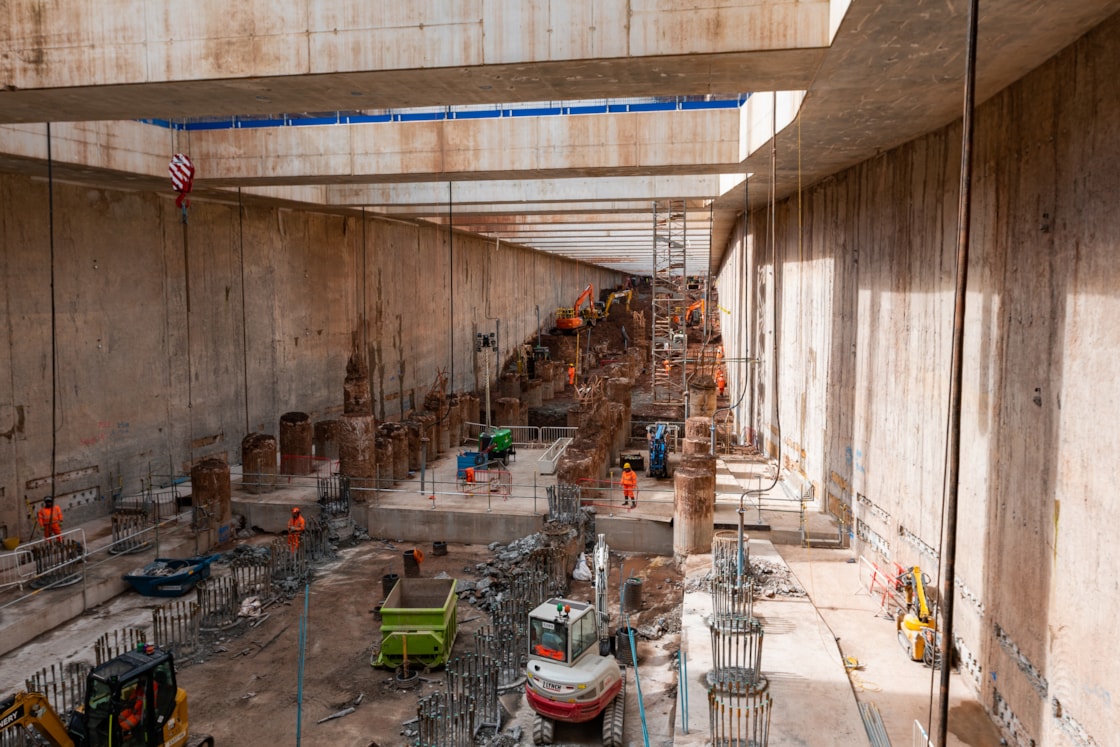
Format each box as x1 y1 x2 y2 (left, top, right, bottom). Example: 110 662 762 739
651 200 688 404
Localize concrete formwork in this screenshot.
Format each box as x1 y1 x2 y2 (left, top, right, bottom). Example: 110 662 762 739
716 15 1120 746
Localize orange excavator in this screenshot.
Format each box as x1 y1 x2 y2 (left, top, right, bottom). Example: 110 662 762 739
684 299 705 327
554 284 594 334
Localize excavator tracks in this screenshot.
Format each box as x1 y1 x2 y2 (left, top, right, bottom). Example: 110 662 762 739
532 713 555 745
187 734 216 747
601 669 626 747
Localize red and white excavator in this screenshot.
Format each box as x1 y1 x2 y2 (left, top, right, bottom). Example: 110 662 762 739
553 284 595 334
524 534 625 746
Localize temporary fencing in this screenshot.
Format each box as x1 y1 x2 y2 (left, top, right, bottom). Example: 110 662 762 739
459 468 512 497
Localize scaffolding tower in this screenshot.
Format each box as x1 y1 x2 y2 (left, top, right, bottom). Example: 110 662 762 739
651 200 688 403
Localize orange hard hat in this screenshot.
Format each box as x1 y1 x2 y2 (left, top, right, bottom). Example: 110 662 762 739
292 507 300 515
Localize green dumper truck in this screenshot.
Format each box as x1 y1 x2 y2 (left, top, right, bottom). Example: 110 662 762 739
374 577 458 669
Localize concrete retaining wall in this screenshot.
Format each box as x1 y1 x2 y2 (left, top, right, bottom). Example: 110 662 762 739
716 16 1120 746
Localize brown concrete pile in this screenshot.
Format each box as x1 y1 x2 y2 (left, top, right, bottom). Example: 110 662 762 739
380 422 411 481
462 393 481 431
343 351 373 415
605 377 634 439
191 457 231 525
423 388 447 454
556 405 617 486
682 416 712 455
673 452 716 559
566 405 586 429
689 375 718 419
538 361 556 399
445 396 462 448
279 411 313 474
375 435 394 488
524 380 543 408
240 433 277 494
415 411 438 459
313 419 339 461
498 373 520 399
495 397 520 429
402 419 423 471
337 413 377 497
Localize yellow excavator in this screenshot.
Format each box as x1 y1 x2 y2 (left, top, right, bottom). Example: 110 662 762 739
601 289 632 318
895 566 941 668
0 644 214 746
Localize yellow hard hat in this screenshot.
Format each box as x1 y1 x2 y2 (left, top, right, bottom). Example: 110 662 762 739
624 463 631 469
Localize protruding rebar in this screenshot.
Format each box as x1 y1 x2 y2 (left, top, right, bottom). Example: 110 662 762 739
708 677 772 747
545 483 581 524
95 626 148 665
707 616 765 689
25 660 90 717
152 600 201 660
197 575 239 630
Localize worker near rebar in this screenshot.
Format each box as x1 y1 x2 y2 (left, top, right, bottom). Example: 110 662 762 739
37 496 63 540
716 369 726 396
567 363 576 387
287 507 306 553
620 463 638 508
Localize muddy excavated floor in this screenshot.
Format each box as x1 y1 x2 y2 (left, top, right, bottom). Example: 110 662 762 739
172 538 685 746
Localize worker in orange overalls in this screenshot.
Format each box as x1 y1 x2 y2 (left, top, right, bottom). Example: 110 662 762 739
715 369 726 397
37 496 63 540
567 363 576 387
620 463 638 508
287 507 306 553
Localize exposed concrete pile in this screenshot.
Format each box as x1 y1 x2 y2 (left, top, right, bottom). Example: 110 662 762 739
374 434 394 488
192 457 231 526
343 351 373 415
240 433 277 494
673 423 716 559
402 419 422 471
495 397 520 428
313 419 339 461
689 375 718 418
337 413 377 496
279 411 313 475
379 423 410 481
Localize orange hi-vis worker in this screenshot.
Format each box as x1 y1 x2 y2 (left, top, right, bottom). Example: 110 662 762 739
287 507 306 553
620 463 638 508
715 369 726 396
37 497 63 539
567 363 576 386
118 683 145 734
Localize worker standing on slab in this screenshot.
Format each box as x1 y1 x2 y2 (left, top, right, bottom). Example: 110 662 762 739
37 496 63 540
716 369 726 396
621 463 638 508
287 507 306 553
568 363 576 387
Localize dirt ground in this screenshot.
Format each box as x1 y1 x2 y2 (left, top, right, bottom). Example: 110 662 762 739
171 537 685 746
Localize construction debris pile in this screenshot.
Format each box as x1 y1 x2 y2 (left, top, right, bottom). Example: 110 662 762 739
684 557 806 599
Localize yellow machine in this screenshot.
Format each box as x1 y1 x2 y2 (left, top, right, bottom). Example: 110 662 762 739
601 289 632 317
0 644 214 746
895 566 941 668
555 284 595 333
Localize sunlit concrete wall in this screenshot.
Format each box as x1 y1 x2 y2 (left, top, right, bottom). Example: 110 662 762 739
0 181 618 538
717 13 1119 747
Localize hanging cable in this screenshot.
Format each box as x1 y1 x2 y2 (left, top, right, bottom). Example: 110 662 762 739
47 123 58 508
936 0 979 743
238 188 250 434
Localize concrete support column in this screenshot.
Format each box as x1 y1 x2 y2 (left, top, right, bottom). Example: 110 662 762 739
344 352 373 415
192 458 231 550
338 413 377 498
403 419 423 471
313 419 340 461
446 397 462 448
499 374 520 399
673 453 716 561
375 435 394 488
279 411 313 475
525 381 543 409
240 433 277 494
606 377 634 441
683 416 711 455
380 423 410 481
496 397 520 428
689 377 718 419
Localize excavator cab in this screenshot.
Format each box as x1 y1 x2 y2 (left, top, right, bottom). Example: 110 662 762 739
74 646 189 747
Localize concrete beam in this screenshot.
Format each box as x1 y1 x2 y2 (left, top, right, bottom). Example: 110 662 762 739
190 109 747 185
0 0 833 123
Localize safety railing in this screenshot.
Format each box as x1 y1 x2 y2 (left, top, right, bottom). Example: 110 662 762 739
20 529 88 590
536 437 573 475
914 719 933 747
858 556 906 616
0 545 36 592
464 422 577 447
458 469 513 498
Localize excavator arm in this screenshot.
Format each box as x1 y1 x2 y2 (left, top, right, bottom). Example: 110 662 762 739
0 690 74 746
685 299 705 325
573 284 594 315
